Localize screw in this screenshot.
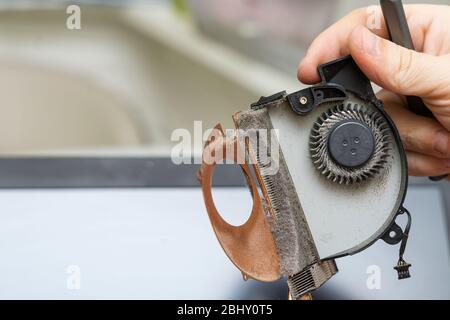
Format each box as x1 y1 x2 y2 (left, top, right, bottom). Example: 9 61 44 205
299 96 308 105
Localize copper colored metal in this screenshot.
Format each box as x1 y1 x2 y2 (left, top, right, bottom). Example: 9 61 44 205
198 124 281 282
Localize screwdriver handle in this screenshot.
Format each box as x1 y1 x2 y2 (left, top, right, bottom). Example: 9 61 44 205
380 0 414 49
380 0 432 117
380 0 447 181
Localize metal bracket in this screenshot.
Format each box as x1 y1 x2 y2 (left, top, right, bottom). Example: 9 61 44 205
382 206 411 246
250 91 286 110
382 221 405 245
286 84 347 115
382 206 412 279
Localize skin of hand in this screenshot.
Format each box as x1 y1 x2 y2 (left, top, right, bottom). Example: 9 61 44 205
298 4 450 178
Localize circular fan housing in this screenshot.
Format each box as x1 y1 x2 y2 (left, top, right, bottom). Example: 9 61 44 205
310 103 392 184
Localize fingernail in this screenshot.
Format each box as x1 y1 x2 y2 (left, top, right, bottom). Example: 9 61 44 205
359 27 381 57
435 130 450 157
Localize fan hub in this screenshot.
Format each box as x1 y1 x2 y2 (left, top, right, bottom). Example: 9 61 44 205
309 103 392 184
328 119 375 168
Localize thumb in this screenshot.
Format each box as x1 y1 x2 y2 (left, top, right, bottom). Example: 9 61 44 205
348 26 448 100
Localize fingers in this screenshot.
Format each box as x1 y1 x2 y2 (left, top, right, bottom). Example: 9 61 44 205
350 26 450 130
379 90 450 177
406 151 450 177
298 4 450 84
348 26 450 99
379 90 450 159
298 6 388 84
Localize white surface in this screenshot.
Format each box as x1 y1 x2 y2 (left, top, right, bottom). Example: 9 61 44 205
0 186 448 299
268 97 404 259
0 188 246 299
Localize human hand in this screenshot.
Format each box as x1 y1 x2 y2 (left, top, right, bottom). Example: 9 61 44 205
298 4 450 178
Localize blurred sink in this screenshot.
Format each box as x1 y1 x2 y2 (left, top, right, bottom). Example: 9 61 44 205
0 59 142 153
0 6 298 156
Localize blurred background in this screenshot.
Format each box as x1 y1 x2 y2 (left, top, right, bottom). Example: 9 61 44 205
0 0 448 299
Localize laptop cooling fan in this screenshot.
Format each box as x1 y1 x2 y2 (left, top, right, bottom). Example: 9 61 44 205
198 56 412 299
